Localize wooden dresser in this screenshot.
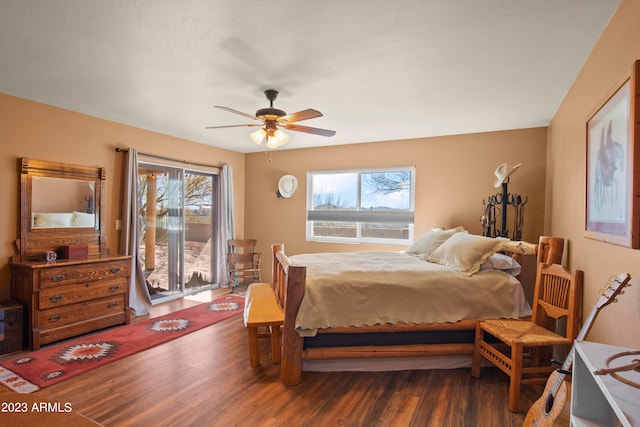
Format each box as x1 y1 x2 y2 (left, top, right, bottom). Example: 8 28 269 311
11 158 132 350
10 255 131 350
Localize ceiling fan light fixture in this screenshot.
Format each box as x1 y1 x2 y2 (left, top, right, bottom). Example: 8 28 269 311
255 127 289 149
265 137 279 149
273 129 289 146
250 128 266 145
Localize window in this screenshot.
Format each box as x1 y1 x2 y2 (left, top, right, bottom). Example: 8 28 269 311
306 167 415 244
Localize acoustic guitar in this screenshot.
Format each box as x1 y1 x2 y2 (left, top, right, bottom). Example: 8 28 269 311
523 272 631 427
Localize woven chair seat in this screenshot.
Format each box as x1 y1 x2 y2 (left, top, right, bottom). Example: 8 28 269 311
480 319 573 347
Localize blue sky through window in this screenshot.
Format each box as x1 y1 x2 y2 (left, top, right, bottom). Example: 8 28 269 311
312 173 357 209
311 171 411 210
361 172 410 210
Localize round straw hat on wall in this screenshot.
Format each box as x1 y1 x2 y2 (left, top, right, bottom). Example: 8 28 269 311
276 175 298 198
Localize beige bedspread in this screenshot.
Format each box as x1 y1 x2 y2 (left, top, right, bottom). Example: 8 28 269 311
290 251 529 337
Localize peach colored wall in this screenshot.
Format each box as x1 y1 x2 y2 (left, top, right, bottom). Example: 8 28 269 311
245 127 548 279
0 93 245 300
547 0 640 348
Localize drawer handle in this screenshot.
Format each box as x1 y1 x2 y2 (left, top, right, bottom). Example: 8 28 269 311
108 302 118 308
50 294 63 303
51 274 65 282
109 267 121 274
109 285 120 291
48 314 61 322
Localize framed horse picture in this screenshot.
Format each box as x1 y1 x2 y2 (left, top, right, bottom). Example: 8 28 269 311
585 59 640 248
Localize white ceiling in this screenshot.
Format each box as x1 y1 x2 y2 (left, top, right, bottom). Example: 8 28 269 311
0 0 620 153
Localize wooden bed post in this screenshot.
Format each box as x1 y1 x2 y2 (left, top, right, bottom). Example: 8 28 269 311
537 236 564 265
281 265 306 386
272 244 283 293
271 244 306 385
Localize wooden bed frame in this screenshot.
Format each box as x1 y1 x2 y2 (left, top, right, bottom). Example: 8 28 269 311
271 236 564 385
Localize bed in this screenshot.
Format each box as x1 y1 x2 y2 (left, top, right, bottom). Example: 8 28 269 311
271 232 564 385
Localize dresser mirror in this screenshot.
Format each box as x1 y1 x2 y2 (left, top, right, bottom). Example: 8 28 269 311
31 176 96 229
17 157 106 261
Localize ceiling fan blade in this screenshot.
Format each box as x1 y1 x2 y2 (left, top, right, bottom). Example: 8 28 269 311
205 124 262 129
214 106 260 121
279 109 323 124
283 123 336 137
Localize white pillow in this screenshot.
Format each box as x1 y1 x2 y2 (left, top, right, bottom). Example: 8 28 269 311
33 212 73 228
480 253 522 276
406 227 467 256
71 211 95 227
427 233 508 276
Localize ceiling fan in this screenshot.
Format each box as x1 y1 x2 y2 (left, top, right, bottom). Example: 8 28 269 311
206 89 336 148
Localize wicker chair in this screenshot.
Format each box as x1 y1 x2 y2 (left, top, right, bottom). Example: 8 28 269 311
471 263 583 412
227 239 261 293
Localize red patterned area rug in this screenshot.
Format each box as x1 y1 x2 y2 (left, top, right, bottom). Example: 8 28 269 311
0 295 243 394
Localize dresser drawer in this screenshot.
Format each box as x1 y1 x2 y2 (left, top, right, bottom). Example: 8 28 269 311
38 277 126 310
39 260 129 289
38 295 125 329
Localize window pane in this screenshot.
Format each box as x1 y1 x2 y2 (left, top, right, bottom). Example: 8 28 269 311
137 166 183 300
184 172 214 294
361 171 411 210
312 221 357 238
312 173 357 210
361 223 410 240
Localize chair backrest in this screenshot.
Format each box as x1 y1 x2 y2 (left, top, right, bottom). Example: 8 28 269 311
227 239 260 272
228 239 257 255
531 263 583 340
228 252 255 268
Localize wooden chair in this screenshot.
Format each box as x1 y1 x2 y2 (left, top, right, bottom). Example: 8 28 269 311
471 263 583 412
227 239 261 293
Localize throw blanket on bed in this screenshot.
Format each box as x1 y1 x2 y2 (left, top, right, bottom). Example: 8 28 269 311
290 252 529 337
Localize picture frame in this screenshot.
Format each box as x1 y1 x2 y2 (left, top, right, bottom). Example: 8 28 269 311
585 60 640 248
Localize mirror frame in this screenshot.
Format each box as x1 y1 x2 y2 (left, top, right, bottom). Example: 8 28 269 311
18 158 106 261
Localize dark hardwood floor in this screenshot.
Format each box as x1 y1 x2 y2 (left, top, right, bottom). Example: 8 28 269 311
8 289 543 426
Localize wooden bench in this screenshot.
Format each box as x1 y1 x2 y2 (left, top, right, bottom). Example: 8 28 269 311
243 282 284 366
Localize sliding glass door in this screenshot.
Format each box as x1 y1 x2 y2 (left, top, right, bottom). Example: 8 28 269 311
137 161 218 303
183 171 215 295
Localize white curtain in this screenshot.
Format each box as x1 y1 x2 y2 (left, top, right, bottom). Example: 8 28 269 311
120 148 152 316
214 165 235 287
